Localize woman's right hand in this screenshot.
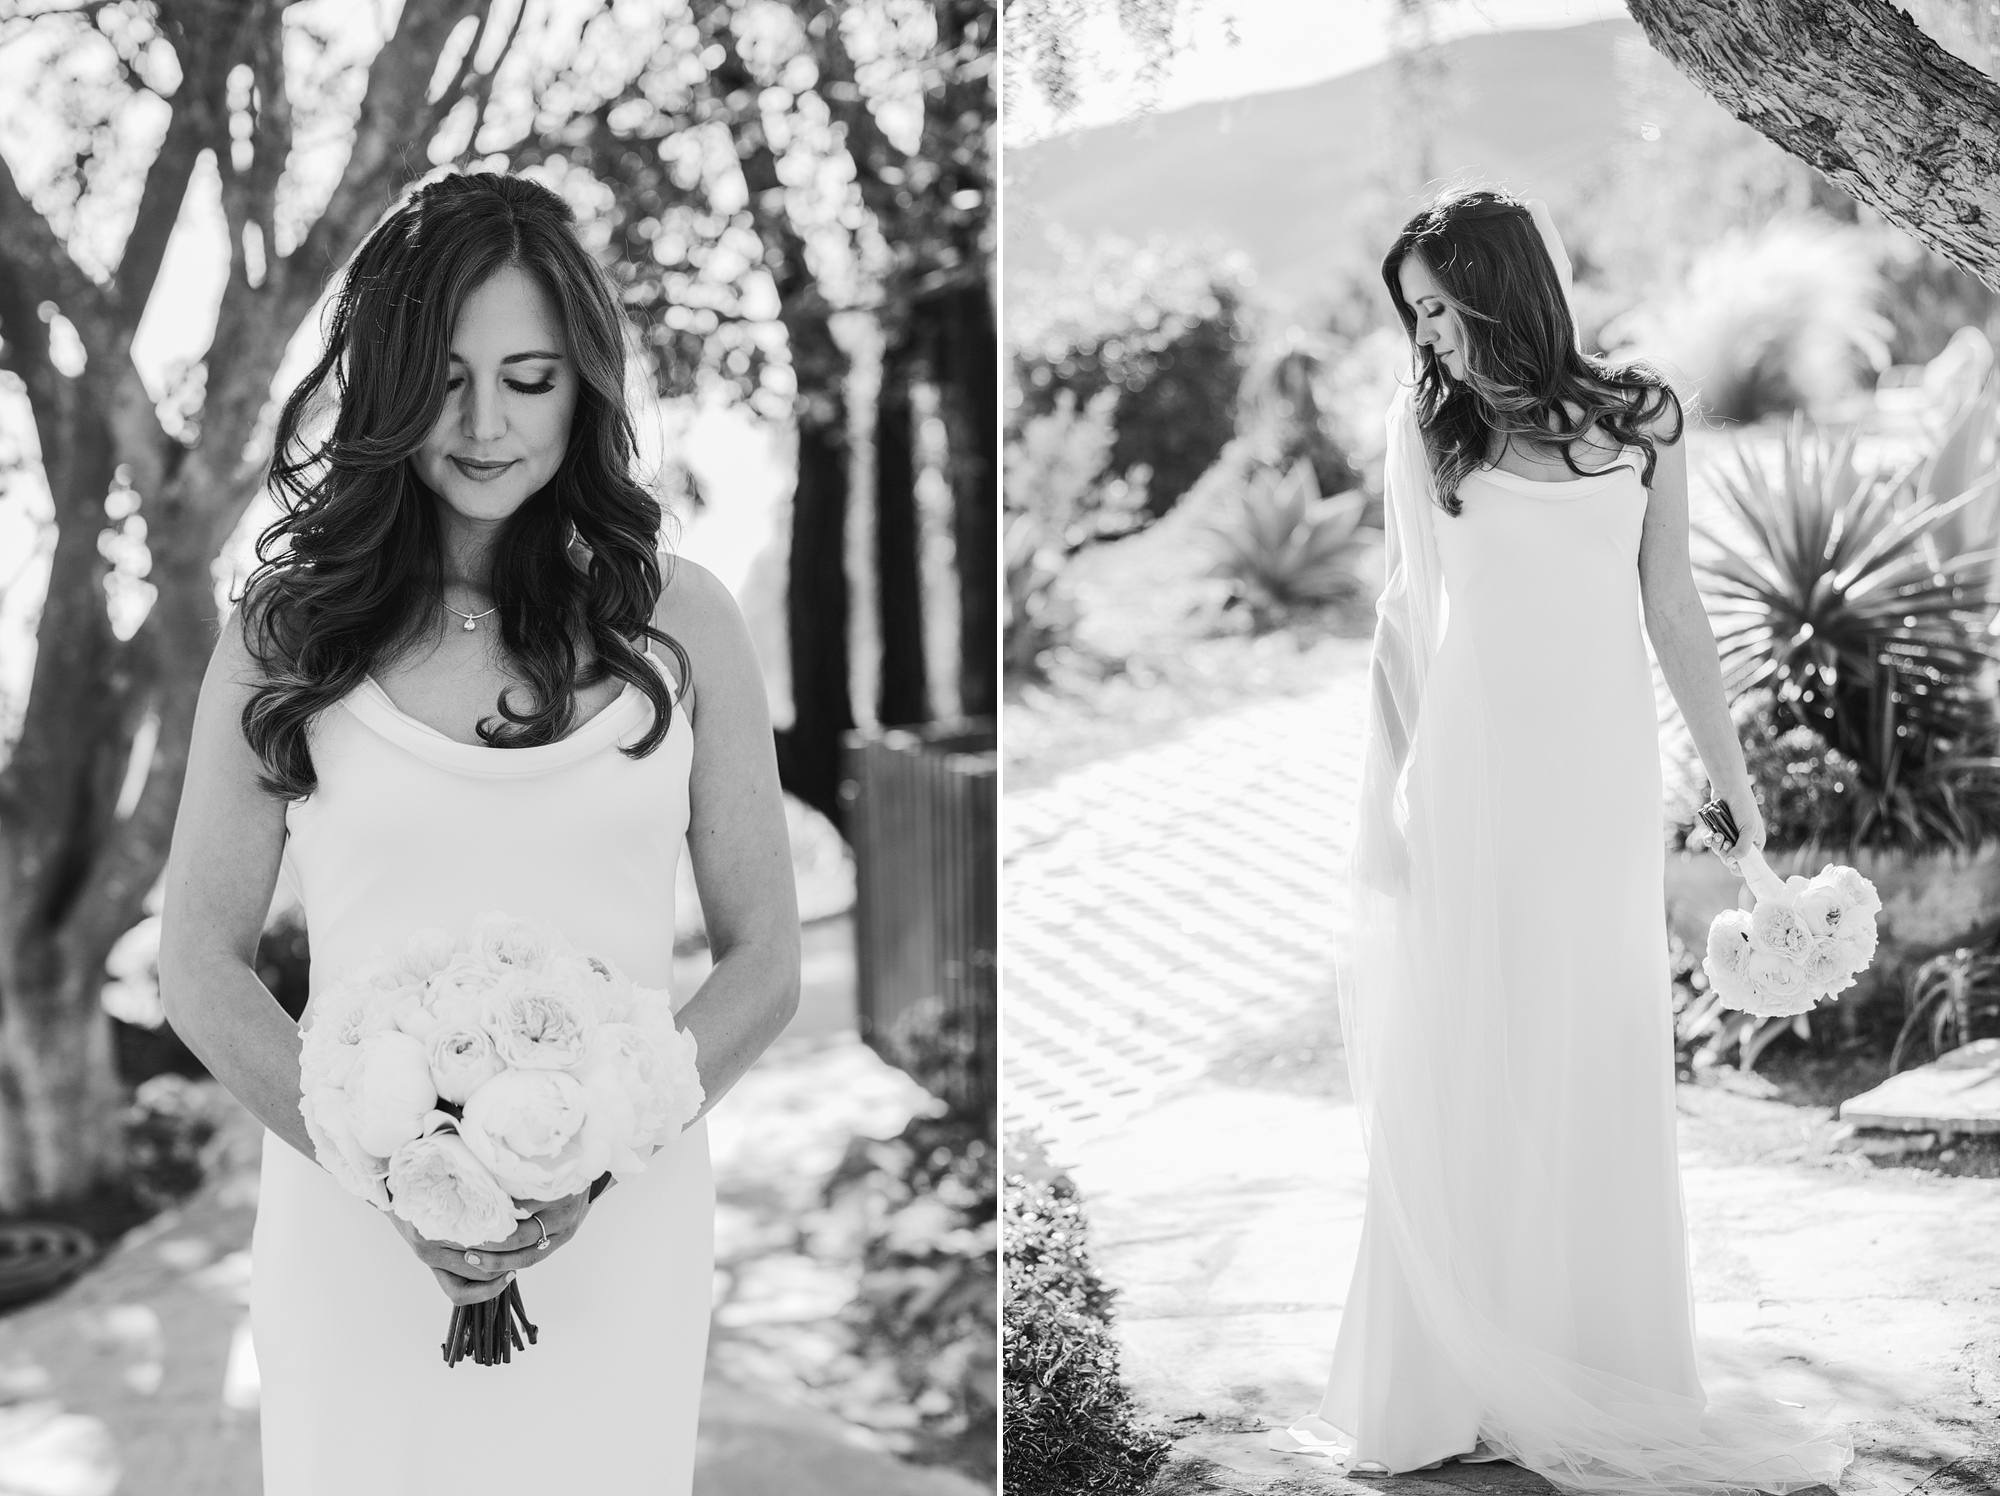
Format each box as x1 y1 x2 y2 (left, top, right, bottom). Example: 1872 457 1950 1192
385 1208 545 1307
1711 785 1767 876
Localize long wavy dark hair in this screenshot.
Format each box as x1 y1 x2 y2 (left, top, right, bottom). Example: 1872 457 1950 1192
1382 188 1683 516
239 171 690 798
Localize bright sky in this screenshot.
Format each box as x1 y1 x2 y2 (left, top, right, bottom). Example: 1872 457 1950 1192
1007 0 1631 143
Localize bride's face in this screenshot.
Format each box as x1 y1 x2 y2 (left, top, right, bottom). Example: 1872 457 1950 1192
413 263 579 524
1398 255 1467 382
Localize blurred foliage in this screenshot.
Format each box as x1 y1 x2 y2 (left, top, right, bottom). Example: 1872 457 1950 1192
1200 459 1375 634
1893 947 2000 1074
825 1113 996 1481
119 1074 221 1215
1235 330 1361 501
1010 235 1253 516
1003 388 1148 679
1666 692 1864 854
1000 0 1203 126
1693 415 2000 852
1602 218 1893 423
880 990 997 1140
1002 1160 1168 1496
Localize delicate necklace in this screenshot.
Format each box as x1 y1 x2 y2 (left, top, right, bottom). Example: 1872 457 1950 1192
438 594 498 633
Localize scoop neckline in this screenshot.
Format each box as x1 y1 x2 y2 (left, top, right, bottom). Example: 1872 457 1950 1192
341 649 686 778
1472 454 1641 491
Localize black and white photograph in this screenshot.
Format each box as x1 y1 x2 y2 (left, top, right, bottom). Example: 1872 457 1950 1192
1002 2 2000 1494
0 1 995 1493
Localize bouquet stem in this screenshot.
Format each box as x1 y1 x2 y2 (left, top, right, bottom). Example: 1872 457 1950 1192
441 1279 540 1367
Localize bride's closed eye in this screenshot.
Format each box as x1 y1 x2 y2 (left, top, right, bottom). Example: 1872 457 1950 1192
446 377 557 395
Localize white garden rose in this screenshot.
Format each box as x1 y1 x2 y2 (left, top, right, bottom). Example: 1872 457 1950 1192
1748 900 1814 962
1744 949 1812 1014
1701 957 1757 1011
1824 864 1883 920
460 1071 608 1201
346 1031 441 1157
466 912 566 975
393 927 460 983
1838 921 1879 966
386 1114 521 1246
1791 885 1847 940
479 970 598 1071
300 1086 390 1209
1705 910 1755 977
1800 939 1848 991
299 987 400 1091
574 1021 702 1176
429 1025 507 1106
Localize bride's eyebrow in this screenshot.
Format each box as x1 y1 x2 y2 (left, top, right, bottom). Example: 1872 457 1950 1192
447 350 566 364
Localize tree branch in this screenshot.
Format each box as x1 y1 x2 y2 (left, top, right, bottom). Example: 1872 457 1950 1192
112 98 209 323
1625 0 2000 289
0 152 110 339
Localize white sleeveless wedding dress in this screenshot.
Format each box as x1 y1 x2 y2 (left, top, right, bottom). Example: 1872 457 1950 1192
1277 444 1853 1492
252 646 712 1495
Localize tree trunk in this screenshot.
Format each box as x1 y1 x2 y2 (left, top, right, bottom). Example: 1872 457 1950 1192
774 366 855 830
876 340 930 727
1625 0 2000 289
924 283 998 719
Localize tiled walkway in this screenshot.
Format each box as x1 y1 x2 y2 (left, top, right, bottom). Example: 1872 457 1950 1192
1002 676 1369 1145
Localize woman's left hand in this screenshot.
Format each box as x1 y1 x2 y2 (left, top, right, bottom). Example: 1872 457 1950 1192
1710 787 1766 876
452 1187 595 1277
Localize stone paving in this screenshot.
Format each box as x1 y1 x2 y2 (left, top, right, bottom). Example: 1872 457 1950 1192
1002 662 2000 1495
1003 676 1368 1147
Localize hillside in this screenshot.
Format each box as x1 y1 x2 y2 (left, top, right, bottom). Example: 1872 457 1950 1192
1005 18 1724 313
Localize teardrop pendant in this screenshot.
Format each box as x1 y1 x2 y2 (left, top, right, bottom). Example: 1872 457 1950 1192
463 616 477 632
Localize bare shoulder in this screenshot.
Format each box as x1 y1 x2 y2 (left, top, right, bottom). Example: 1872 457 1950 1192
649 556 760 728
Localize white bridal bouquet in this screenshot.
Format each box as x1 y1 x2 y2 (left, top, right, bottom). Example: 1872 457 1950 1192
297 912 703 1366
1695 802 1882 1019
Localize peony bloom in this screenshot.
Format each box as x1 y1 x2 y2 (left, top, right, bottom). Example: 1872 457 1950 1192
460 1069 608 1202
466 913 566 975
1749 900 1814 962
429 1025 507 1106
574 1022 702 1177
1744 949 1811 1012
345 1031 441 1157
387 1115 521 1246
1792 885 1846 940
393 927 460 983
479 971 598 1071
1822 865 1883 920
300 1087 390 1210
1800 939 1848 990
1705 909 1756 977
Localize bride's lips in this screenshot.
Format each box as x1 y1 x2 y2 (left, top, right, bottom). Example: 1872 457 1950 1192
452 457 517 481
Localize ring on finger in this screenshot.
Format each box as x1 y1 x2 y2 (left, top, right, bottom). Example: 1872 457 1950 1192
531 1212 550 1251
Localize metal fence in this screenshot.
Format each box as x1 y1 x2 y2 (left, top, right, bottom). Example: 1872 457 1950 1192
840 720 997 1135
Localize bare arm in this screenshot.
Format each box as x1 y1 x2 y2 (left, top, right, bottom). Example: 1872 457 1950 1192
654 558 802 1119
156 603 316 1158
1636 408 1766 862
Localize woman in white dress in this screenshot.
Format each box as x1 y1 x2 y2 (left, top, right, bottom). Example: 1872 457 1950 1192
1271 190 1853 1492
157 172 800 1494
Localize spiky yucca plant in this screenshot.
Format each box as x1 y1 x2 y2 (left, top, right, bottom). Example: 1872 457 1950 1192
1201 459 1375 632
1695 414 2000 851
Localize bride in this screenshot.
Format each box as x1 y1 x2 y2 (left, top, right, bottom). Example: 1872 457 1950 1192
157 172 799 1493
1270 189 1854 1492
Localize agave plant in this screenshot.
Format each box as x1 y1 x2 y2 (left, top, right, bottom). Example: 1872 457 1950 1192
1694 414 2000 851
1892 947 2000 1073
1201 459 1376 632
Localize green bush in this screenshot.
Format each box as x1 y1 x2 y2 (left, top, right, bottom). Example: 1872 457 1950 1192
1235 331 1361 501
1200 459 1376 632
1603 218 1892 422
1666 692 1863 854
1693 415 2000 851
1003 1168 1169 1496
826 1114 996 1482
1010 236 1252 515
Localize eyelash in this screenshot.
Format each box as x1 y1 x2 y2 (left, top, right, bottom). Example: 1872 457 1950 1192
446 378 556 395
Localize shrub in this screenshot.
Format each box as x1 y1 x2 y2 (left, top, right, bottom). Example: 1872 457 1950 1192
1011 236 1253 515
1665 692 1863 854
1003 1168 1169 1496
1003 389 1148 678
1603 218 1893 422
1892 948 2000 1074
1200 459 1376 633
1693 415 2000 852
825 1114 997 1482
1235 331 1361 501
